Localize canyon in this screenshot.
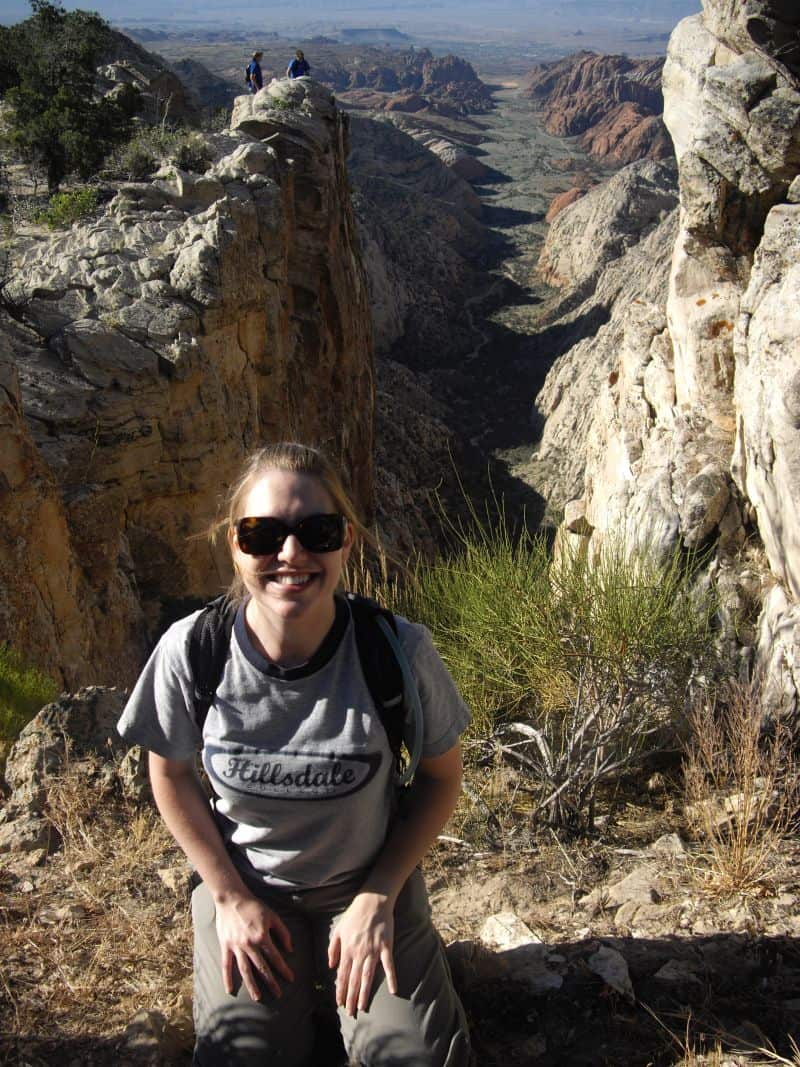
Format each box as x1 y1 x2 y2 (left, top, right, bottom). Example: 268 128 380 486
3 2 800 724
2 2 800 1062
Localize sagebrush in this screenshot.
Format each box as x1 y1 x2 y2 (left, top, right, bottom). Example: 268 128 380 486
103 126 211 181
36 186 97 228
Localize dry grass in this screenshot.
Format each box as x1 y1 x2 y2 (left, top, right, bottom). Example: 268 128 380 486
644 1004 800 1067
0 759 193 1064
671 1035 800 1066
684 680 800 895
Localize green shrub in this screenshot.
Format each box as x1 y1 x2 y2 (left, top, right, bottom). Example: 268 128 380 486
172 131 212 173
0 644 58 751
373 520 717 832
104 126 211 181
36 186 97 228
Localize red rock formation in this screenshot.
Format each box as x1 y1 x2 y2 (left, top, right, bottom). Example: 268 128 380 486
522 51 671 164
384 92 426 113
580 106 674 164
545 187 588 223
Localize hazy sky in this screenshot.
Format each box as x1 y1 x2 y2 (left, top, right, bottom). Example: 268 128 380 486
0 0 700 35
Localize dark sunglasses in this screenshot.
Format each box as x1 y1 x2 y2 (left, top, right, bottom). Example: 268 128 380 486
235 513 346 555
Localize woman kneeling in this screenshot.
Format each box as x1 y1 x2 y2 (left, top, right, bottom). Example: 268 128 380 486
118 442 471 1066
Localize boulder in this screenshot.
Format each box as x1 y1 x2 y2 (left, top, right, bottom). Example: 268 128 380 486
0 687 137 855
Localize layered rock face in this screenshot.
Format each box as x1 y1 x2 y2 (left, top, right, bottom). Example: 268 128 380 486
2 77 373 687
535 0 800 713
538 160 678 288
522 52 672 164
529 164 679 512
347 113 487 551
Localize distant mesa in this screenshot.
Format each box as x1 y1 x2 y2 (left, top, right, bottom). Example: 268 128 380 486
339 28 412 45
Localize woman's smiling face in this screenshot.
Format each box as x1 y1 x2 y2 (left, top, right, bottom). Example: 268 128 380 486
232 469 353 628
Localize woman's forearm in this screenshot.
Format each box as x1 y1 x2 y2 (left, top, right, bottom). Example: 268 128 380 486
358 745 462 904
148 752 249 903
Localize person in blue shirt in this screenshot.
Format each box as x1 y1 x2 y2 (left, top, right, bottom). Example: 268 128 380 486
287 49 311 79
247 51 263 94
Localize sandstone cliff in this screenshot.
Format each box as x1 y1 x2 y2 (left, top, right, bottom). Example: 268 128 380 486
522 52 672 165
532 0 800 714
527 161 679 511
1 76 374 688
537 159 678 289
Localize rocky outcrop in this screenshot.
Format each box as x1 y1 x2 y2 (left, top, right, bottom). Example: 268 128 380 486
528 202 679 514
522 52 670 164
532 1 800 714
538 159 678 288
338 97 492 181
545 187 589 223
0 327 110 683
0 687 137 855
579 107 673 166
416 53 493 114
169 57 234 112
1 77 374 687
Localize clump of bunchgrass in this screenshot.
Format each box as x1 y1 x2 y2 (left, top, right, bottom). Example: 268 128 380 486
684 679 800 895
372 515 716 833
103 125 211 181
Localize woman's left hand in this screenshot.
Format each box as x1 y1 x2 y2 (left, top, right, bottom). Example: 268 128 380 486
328 891 398 1016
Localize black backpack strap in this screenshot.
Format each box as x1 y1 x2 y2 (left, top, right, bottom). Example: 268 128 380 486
189 595 238 733
344 592 406 774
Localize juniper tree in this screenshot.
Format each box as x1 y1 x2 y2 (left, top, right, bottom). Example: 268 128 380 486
3 1 134 193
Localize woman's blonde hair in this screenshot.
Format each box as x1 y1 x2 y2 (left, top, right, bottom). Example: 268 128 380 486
211 442 375 601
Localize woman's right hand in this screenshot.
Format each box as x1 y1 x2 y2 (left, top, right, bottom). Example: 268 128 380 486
214 890 295 1001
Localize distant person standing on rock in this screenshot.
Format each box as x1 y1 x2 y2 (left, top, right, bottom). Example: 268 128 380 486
247 51 263 93
287 49 310 79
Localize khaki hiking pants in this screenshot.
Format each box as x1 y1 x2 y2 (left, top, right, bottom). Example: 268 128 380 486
192 868 471 1067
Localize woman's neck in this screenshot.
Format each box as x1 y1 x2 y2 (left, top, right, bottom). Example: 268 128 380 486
244 598 336 667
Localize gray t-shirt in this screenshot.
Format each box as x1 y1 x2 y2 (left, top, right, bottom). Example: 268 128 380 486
117 597 470 889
